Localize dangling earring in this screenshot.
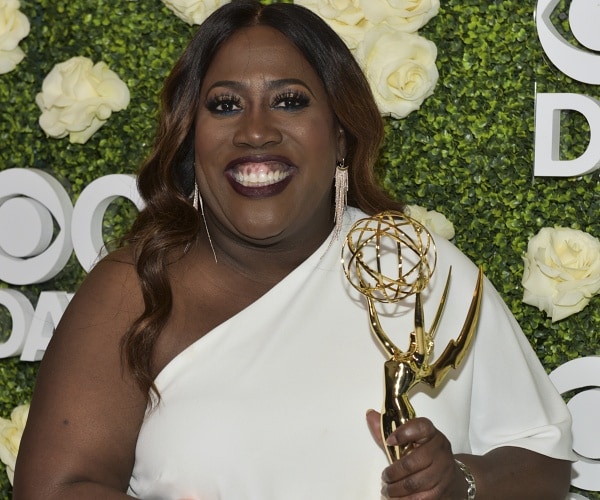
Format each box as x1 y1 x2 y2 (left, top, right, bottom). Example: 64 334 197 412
192 181 218 262
332 158 349 241
192 182 199 211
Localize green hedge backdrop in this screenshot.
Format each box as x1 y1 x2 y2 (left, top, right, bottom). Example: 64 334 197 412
1 0 598 497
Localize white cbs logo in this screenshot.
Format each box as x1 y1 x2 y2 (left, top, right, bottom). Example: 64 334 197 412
550 357 600 496
534 0 600 177
0 168 143 283
537 0 600 85
0 168 143 361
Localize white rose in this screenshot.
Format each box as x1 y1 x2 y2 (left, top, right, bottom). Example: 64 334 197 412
36 56 130 144
405 204 455 240
294 0 369 50
360 0 440 33
161 0 228 25
0 403 29 485
522 227 600 322
0 0 30 74
355 26 438 118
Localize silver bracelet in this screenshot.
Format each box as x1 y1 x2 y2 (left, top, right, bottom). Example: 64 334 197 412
455 459 476 500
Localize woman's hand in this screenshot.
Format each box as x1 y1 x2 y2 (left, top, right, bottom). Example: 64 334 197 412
366 410 467 499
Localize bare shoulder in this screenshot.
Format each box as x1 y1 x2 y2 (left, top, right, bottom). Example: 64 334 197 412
45 244 141 357
38 247 143 368
14 246 147 496
69 246 140 316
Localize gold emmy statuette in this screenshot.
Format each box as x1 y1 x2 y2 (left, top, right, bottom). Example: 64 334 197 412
341 211 483 463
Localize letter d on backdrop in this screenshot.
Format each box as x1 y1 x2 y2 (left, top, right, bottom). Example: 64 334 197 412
534 93 600 177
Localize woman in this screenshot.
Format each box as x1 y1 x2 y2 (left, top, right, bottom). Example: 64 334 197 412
14 2 573 499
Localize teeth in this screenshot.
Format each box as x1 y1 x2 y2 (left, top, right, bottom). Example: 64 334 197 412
233 168 289 187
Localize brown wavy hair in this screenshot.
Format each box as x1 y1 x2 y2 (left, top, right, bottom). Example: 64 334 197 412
121 0 403 400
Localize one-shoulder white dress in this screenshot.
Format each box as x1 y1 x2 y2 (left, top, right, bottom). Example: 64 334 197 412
128 208 573 500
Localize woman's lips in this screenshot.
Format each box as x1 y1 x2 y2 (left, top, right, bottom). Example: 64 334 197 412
225 156 295 197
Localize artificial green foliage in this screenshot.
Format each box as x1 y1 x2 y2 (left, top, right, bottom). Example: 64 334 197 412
0 0 598 498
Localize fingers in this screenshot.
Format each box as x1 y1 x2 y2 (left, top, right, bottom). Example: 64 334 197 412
364 413 458 497
365 412 437 453
365 409 383 447
375 418 458 499
382 455 459 500
386 417 437 449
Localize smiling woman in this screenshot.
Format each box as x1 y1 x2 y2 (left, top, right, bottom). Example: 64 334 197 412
194 25 343 246
12 2 574 499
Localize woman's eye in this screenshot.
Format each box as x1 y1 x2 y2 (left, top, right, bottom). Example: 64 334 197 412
272 91 310 110
206 95 242 114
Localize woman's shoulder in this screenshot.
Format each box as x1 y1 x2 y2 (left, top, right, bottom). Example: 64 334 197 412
78 247 139 302
84 245 137 288
57 245 143 337
96 244 136 268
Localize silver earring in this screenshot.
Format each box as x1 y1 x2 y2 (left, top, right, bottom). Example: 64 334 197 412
192 182 199 210
332 158 348 241
193 181 217 262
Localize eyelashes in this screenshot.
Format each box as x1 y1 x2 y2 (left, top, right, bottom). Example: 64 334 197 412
272 90 310 109
205 89 311 115
205 94 242 114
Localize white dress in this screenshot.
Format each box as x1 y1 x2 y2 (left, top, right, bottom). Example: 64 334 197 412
127 208 573 500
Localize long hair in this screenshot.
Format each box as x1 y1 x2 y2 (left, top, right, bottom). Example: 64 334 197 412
122 0 403 400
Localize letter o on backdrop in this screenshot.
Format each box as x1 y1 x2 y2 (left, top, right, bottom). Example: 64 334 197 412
0 169 73 285
72 174 144 273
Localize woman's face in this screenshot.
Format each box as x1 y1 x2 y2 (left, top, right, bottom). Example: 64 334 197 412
194 25 345 249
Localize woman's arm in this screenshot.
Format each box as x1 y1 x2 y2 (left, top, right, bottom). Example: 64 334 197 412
367 412 571 499
456 446 571 500
13 253 147 499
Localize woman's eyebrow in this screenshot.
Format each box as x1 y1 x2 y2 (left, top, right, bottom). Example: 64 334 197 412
266 78 315 97
206 78 316 97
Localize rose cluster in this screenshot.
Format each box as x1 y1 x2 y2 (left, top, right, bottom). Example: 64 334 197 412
405 204 455 240
36 57 131 144
0 0 29 75
295 0 439 119
0 404 29 485
1 0 130 144
522 227 600 322
161 0 229 25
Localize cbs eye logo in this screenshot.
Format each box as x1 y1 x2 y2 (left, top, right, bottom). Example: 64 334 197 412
550 357 600 494
0 168 143 286
536 0 600 85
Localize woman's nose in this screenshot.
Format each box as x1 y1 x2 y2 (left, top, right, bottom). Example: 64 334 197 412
232 107 283 148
